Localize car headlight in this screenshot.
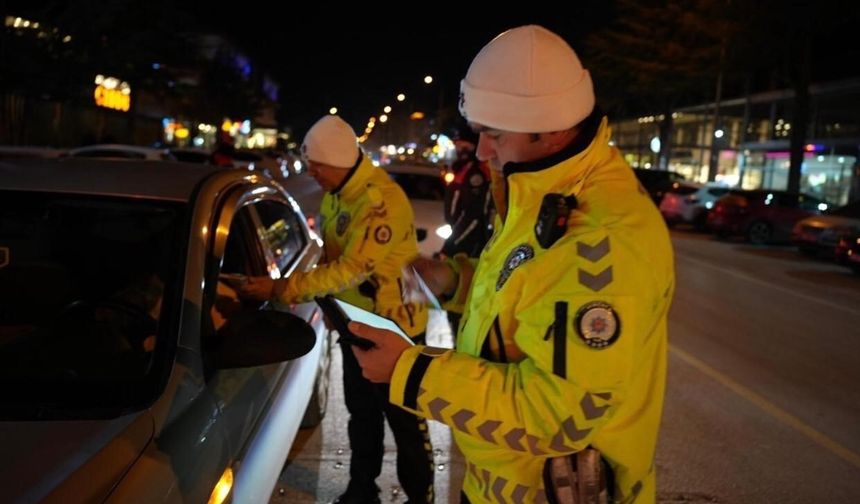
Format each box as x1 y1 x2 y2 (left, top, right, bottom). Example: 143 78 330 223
435 224 452 239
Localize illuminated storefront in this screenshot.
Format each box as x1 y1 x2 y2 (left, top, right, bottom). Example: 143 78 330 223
612 78 860 205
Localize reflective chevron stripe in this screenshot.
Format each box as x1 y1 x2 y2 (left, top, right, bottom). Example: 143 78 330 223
451 408 477 434
477 420 502 443
576 237 610 262
581 392 612 420
577 266 613 291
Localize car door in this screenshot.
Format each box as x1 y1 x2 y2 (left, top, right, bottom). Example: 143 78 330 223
200 187 325 502
774 192 816 240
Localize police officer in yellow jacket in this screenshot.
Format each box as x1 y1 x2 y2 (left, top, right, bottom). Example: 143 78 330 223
237 115 434 504
349 26 674 504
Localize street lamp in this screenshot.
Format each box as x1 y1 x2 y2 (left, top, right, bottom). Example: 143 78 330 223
329 107 338 115
424 75 433 84
396 93 406 102
383 106 392 114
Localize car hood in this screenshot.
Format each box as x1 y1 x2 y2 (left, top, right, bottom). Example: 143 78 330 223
0 411 154 504
799 214 860 230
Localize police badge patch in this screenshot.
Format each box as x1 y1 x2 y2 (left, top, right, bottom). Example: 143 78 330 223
496 244 534 291
336 212 350 236
574 302 620 349
374 224 392 244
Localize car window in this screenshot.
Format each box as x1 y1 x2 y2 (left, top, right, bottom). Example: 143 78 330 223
707 188 730 197
203 205 267 364
389 172 445 200
798 194 825 212
774 192 800 208
253 200 307 272
0 191 185 419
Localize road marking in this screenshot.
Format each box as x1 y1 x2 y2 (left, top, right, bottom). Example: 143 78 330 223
670 345 860 471
677 254 860 317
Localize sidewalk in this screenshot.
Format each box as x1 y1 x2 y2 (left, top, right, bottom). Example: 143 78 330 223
272 309 465 503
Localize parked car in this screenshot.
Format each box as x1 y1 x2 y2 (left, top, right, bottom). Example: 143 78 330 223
706 190 826 244
0 158 330 503
792 201 860 257
232 149 289 180
633 168 687 205
834 232 860 274
0 146 67 159
170 147 213 164
385 163 447 256
659 181 730 228
68 144 175 161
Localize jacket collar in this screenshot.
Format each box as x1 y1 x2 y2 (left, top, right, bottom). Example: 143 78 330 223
502 108 605 178
500 112 613 222
332 152 373 201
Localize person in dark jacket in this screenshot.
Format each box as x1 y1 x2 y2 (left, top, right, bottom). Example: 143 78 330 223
442 128 494 259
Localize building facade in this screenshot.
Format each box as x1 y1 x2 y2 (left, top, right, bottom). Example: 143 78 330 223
612 78 860 205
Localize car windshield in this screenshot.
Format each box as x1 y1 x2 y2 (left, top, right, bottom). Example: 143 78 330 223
389 172 445 200
0 191 186 419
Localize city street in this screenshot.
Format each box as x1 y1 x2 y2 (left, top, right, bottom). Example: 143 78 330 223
274 229 860 503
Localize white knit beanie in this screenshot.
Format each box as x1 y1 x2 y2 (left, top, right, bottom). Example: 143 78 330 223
301 115 360 168
459 25 595 133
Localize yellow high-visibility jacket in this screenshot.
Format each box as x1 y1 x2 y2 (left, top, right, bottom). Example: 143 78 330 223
389 115 674 503
273 155 427 338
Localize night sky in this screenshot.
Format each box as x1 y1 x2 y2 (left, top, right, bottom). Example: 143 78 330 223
196 5 613 135
7 1 858 138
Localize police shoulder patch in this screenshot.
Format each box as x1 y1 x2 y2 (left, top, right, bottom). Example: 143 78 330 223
374 224 392 244
496 244 534 291
574 301 620 349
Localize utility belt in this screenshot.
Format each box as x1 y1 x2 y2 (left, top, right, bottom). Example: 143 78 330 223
543 447 612 504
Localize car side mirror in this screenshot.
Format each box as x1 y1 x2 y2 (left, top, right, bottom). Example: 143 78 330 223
416 228 428 242
213 310 316 369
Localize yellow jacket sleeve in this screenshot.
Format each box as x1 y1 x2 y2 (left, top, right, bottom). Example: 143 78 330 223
440 253 478 314
273 194 410 304
390 235 667 460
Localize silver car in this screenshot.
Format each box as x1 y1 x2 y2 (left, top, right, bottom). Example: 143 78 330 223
0 159 330 503
385 163 448 257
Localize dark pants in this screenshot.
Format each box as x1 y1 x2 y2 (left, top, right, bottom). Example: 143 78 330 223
340 337 434 503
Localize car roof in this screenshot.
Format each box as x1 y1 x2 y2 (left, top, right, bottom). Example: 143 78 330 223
68 144 168 155
0 158 226 202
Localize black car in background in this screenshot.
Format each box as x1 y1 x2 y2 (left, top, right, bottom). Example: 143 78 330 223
633 168 687 205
